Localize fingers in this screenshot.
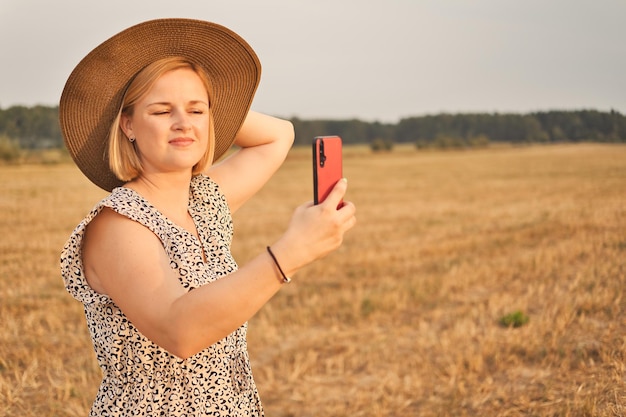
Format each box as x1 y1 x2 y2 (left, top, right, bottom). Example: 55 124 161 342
322 178 348 210
336 200 357 237
281 179 356 267
321 178 355 231
338 200 356 222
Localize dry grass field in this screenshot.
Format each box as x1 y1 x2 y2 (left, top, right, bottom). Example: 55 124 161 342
0 143 625 416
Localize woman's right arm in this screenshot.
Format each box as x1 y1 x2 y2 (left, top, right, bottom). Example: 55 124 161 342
82 179 356 359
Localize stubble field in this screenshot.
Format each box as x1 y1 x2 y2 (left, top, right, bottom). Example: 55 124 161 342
0 143 625 416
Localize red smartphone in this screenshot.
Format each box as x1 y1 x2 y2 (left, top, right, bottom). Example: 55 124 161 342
313 135 343 207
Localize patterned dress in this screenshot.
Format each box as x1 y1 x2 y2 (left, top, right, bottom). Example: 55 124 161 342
61 175 264 416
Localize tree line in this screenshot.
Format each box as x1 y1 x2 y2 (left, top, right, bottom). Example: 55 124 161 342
1 105 625 152
292 109 626 147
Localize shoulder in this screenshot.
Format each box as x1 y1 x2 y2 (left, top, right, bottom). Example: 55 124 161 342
85 207 161 254
191 173 219 193
83 207 164 293
86 206 136 236
190 174 229 207
192 173 227 192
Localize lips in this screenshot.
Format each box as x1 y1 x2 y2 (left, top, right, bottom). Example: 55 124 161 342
169 137 194 146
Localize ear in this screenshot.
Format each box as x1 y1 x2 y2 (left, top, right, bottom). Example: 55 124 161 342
119 114 134 140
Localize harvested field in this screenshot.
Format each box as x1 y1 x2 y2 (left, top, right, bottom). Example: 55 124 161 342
1 143 625 416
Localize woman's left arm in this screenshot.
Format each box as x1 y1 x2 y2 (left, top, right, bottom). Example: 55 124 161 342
206 111 294 213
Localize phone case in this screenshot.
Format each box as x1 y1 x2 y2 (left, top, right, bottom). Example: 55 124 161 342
313 136 343 206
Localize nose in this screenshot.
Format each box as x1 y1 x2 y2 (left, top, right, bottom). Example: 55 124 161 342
172 110 192 132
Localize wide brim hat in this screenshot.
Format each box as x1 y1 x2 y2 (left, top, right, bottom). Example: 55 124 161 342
59 18 261 192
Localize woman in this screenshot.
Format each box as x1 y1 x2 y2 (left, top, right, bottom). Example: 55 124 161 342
59 19 355 416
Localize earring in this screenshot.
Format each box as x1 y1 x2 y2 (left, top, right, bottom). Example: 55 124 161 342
128 136 136 143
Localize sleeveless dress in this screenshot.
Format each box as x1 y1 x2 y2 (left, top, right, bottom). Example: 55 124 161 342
60 175 264 416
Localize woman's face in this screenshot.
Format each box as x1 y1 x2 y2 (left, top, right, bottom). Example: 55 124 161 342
121 68 210 178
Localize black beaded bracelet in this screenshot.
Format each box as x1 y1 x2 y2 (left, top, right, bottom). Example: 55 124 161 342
266 246 292 284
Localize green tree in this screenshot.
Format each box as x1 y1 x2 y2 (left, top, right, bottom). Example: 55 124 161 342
370 138 393 152
0 134 21 162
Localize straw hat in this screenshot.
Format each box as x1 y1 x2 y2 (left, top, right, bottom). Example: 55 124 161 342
59 18 261 192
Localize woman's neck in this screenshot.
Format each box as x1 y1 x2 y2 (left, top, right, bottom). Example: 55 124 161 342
125 172 193 220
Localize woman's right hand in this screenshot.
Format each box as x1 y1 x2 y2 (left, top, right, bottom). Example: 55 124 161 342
269 178 357 277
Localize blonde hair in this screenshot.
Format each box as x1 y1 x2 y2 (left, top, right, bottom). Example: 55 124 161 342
108 57 216 182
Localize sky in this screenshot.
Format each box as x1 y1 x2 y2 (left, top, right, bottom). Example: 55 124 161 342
1 0 625 123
